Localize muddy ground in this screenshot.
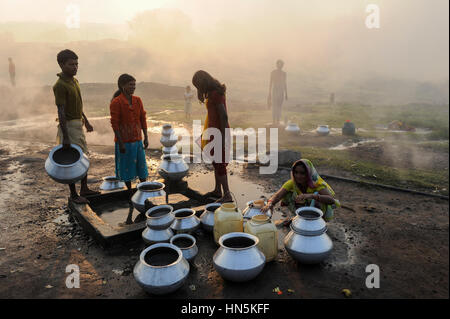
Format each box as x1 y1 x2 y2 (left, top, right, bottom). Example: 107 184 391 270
0 136 448 299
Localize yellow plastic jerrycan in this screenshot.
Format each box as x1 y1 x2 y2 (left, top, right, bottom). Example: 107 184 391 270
213 202 243 244
244 215 278 262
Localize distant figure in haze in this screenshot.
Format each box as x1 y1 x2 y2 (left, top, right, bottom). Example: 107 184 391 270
184 85 194 119
110 74 149 197
268 59 288 126
330 92 335 106
53 49 99 204
8 57 15 87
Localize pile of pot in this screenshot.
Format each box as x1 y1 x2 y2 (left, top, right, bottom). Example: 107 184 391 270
160 124 178 155
158 124 190 181
135 204 200 295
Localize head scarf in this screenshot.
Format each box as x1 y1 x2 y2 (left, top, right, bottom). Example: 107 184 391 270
291 159 336 197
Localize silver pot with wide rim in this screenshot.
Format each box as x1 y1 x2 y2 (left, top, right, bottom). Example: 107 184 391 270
142 227 174 245
161 124 174 137
170 233 198 263
99 176 126 191
285 123 300 135
160 134 178 148
316 125 330 136
133 243 190 295
213 232 266 282
162 145 178 155
200 203 221 232
145 205 175 229
45 144 89 184
170 208 201 234
242 199 272 226
131 181 166 213
284 207 333 264
158 154 189 181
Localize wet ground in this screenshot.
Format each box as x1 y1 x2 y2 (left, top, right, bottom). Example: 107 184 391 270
0 136 448 299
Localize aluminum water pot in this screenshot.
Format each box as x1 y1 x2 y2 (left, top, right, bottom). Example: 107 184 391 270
284 207 333 264
160 134 178 147
161 124 174 137
131 181 166 213
145 205 175 229
99 176 126 191
316 125 330 136
200 203 221 232
213 232 266 282
170 208 201 234
162 145 178 155
45 144 89 184
133 243 189 295
158 154 189 181
142 227 174 245
170 234 198 263
285 123 300 135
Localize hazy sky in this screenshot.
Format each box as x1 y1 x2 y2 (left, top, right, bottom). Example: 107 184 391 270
0 0 448 101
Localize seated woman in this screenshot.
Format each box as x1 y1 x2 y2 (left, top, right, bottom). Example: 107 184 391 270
110 74 149 197
261 159 339 223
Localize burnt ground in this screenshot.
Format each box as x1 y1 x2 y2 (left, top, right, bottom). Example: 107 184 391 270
0 137 448 299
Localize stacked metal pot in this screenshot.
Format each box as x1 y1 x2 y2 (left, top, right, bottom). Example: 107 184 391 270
142 205 175 245
158 124 189 181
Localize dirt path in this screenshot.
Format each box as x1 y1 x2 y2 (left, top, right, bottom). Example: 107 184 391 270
0 138 448 299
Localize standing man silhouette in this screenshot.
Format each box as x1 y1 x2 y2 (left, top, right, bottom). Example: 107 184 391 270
268 59 288 126
8 57 15 87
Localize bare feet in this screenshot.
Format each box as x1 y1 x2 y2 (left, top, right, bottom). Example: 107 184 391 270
71 195 89 204
80 188 101 197
215 192 233 203
204 190 222 199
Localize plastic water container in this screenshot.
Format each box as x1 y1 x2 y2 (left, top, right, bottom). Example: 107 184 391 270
244 215 278 262
213 203 243 244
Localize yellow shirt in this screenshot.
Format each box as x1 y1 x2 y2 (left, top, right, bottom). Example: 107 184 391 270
53 73 83 121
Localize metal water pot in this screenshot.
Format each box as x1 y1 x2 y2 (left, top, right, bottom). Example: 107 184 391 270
162 145 178 155
161 124 174 137
200 203 221 232
170 234 198 263
142 227 174 245
316 125 330 136
133 243 190 295
145 205 175 229
131 181 166 213
99 176 126 191
170 208 201 234
285 123 300 135
158 154 189 181
160 134 178 148
45 144 89 184
284 207 333 264
213 232 266 282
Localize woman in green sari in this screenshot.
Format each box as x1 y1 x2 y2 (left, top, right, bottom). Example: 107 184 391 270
261 159 340 224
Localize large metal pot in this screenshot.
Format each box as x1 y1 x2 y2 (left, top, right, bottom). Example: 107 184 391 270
142 227 174 245
242 199 272 226
213 232 266 282
133 243 189 295
158 154 189 181
162 146 178 155
45 144 89 184
99 176 126 191
145 205 175 229
316 125 330 136
285 123 300 135
131 181 166 213
160 134 178 148
161 124 174 137
170 234 198 263
284 207 333 264
200 203 221 232
170 208 201 234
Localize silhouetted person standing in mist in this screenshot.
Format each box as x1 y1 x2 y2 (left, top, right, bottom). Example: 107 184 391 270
53 49 99 204
184 85 194 119
8 57 15 87
268 59 288 125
